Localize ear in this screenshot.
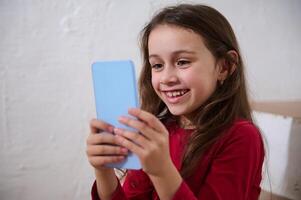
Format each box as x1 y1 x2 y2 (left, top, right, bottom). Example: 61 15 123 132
217 50 238 83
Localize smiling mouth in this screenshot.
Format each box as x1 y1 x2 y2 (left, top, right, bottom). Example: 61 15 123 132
164 89 190 98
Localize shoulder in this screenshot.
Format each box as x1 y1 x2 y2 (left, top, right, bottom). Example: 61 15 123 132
226 119 262 144
216 119 264 157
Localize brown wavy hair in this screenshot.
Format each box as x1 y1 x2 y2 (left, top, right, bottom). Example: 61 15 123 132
139 4 253 178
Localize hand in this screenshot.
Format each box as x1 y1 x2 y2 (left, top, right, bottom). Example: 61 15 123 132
86 119 129 170
114 108 173 177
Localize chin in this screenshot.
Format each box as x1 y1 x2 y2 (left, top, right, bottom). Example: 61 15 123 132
167 107 189 116
167 103 199 117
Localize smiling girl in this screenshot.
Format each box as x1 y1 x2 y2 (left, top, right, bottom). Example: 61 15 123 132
86 4 264 200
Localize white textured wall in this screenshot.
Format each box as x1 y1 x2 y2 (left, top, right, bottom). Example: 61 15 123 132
0 0 300 199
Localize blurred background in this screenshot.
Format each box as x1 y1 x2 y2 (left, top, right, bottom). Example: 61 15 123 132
0 0 300 199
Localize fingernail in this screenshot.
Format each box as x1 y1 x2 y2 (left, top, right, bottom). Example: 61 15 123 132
118 116 126 120
118 116 126 122
114 128 121 135
128 107 138 113
121 148 128 153
108 126 114 132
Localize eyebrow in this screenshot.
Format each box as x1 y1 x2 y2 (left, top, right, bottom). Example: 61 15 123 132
148 50 197 59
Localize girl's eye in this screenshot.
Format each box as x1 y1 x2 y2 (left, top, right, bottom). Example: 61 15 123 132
176 60 190 67
151 63 163 70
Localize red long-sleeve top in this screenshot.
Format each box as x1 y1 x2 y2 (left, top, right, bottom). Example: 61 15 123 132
91 119 264 200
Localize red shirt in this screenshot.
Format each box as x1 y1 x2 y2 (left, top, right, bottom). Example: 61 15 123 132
91 119 264 200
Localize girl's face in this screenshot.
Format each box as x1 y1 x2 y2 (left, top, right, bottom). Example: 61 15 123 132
149 25 222 118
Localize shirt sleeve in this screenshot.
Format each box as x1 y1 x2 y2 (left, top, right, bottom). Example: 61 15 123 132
91 177 127 200
91 170 153 200
171 123 264 200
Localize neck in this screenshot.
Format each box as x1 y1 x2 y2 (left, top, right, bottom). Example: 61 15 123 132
178 115 196 129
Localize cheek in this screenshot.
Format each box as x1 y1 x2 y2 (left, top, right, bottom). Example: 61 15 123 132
186 72 217 97
151 75 160 90
151 75 163 99
195 77 218 98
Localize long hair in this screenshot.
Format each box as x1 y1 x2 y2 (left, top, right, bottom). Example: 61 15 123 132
139 4 252 178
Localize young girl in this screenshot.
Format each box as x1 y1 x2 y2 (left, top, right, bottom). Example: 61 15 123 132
86 4 264 200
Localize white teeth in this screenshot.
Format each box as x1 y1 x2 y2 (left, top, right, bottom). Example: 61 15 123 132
166 90 187 97
172 92 179 97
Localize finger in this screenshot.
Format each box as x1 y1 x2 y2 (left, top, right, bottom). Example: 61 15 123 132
87 132 118 145
90 119 114 134
117 117 155 140
115 134 144 157
89 156 125 167
114 128 150 148
86 145 128 156
128 108 166 132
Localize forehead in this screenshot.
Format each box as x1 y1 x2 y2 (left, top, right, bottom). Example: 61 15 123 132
148 24 207 55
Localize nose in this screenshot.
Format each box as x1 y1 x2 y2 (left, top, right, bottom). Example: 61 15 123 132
159 64 178 85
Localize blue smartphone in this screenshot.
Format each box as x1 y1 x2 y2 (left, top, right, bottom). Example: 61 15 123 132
91 60 141 169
